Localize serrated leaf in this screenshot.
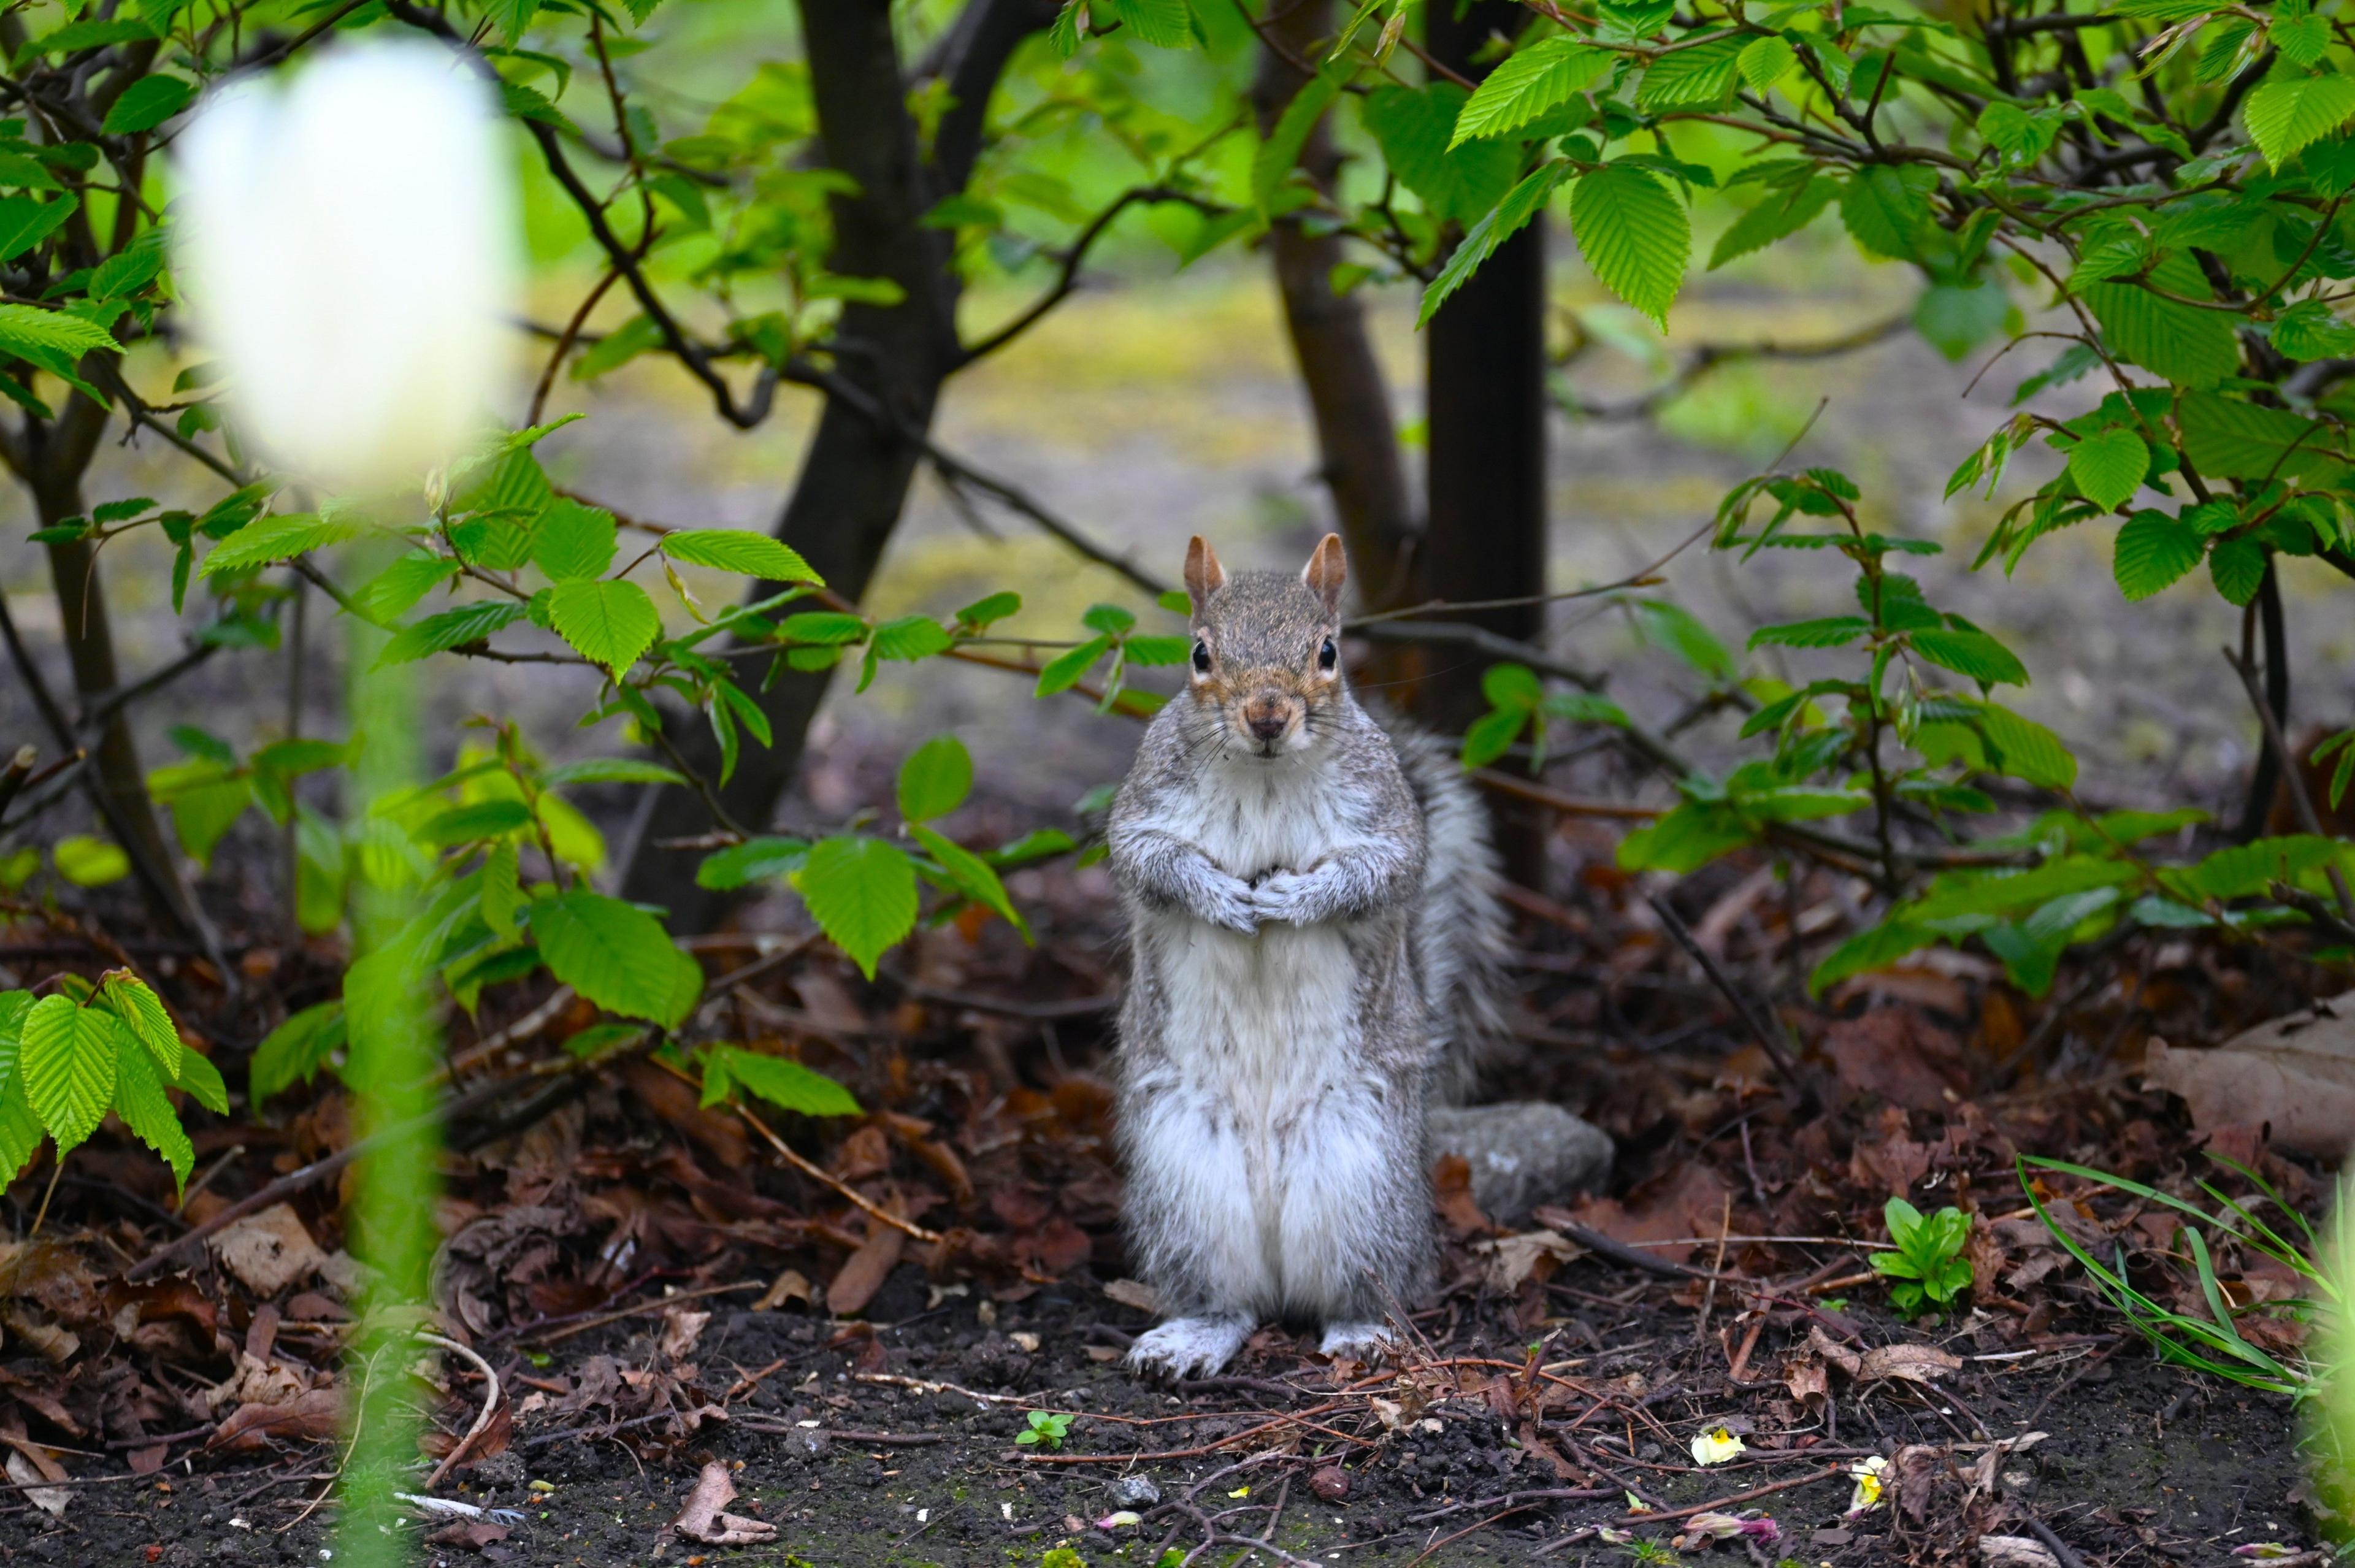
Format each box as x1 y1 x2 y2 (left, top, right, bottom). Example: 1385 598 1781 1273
1419 162 1571 327
2177 391 2351 484
2244 74 2355 170
100 973 180 1079
955 591 1021 627
1978 703 2077 789
703 1044 860 1117
2083 254 2239 388
1839 165 1932 261
911 824 1031 939
352 551 461 626
1750 616 1870 649
1911 627 2029 687
0 195 73 264
1254 62 1346 212
1570 163 1688 327
1709 176 1831 269
2208 534 2267 605
1106 0 1192 47
531 891 692 1027
1363 83 1520 226
199 513 368 578
2113 508 2204 601
530 498 618 581
0 1078 41 1184
1635 31 1747 109
1739 34 1796 91
543 758 689 787
1036 633 1114 696
695 836 810 890
794 836 917 981
1450 37 1612 146
375 601 529 667
112 1033 192 1190
660 528 821 583
101 73 195 134
18 995 118 1153
898 735 973 824
2067 426 2150 511
1808 919 1934 995
549 578 661 674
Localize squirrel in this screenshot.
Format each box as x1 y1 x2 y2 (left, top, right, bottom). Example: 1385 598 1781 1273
1106 532 1507 1379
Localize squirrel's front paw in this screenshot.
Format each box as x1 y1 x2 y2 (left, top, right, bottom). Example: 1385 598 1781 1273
1126 1315 1252 1382
1247 870 1320 925
1195 879 1260 935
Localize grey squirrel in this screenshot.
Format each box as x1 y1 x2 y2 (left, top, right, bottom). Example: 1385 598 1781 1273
1106 533 1507 1379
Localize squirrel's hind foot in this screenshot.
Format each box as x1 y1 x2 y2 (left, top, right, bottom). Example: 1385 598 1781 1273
1125 1314 1252 1381
1317 1321 1398 1363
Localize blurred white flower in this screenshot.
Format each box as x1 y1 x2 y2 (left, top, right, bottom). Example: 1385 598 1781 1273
1847 1453 1890 1514
174 40 517 494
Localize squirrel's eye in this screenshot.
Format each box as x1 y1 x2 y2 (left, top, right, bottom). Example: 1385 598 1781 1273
1191 640 1212 675
1318 637 1338 671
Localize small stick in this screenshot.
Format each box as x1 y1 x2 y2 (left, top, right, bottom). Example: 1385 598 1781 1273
2024 1512 2091 1568
1647 894 1818 1109
419 1333 502 1490
1610 1462 1846 1524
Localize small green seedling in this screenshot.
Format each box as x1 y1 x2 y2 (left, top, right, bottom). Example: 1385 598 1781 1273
1871 1196 1973 1317
1016 1409 1073 1451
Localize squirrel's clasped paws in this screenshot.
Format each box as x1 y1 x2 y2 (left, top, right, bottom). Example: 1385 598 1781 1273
1125 1315 1252 1382
1195 878 1260 935
1246 870 1321 925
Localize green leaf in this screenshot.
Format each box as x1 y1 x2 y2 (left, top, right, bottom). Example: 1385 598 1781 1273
375 601 529 667
911 823 1031 940
2208 535 2267 606
1482 662 1544 710
2244 74 2355 170
1907 858 2136 922
418 799 535 847
199 513 368 578
1254 61 1346 212
1035 633 1114 695
2177 391 2351 484
531 890 694 1027
0 196 73 264
695 835 810 890
2113 509 2204 601
2084 256 2239 388
548 578 662 674
1570 163 1689 327
250 1001 345 1104
1910 627 2028 687
1913 281 2010 362
955 591 1022 627
660 529 821 583
543 758 689 788
100 973 180 1079
1633 599 1733 681
2271 299 2355 362
702 1044 861 1117
0 1079 37 1185
530 499 618 581
794 836 918 981
1635 31 1747 109
54 834 129 885
18 995 118 1153
1616 801 1754 873
1450 37 1612 145
1739 34 1796 91
1808 919 1934 995
0 302 122 365
1978 703 2077 789
101 74 196 134
112 1032 192 1190
1460 706 1528 768
1709 176 1831 269
2066 426 2150 512
1840 165 1932 261
1419 163 1571 327
898 734 973 824
1105 0 1192 48
872 615 953 663
1363 83 1520 226
1750 616 1869 649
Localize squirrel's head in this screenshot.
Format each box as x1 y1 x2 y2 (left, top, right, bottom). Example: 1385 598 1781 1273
1181 533 1347 760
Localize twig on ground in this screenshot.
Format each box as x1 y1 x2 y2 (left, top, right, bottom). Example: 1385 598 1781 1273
419 1333 503 1490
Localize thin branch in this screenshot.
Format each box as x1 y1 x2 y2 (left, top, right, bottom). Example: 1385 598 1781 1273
957 185 1228 366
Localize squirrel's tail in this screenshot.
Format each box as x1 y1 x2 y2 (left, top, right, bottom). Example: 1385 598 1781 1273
1385 719 1512 1101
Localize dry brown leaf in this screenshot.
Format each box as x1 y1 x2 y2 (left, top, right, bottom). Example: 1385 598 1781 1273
1474 1230 1584 1292
1783 1356 1828 1405
1978 1535 2059 1567
209 1204 327 1298
754 1269 813 1310
672 1459 778 1545
827 1225 906 1317
5 1450 67 1516
1103 1278 1160 1314
2143 991 2355 1158
658 1309 710 1363
207 1388 342 1451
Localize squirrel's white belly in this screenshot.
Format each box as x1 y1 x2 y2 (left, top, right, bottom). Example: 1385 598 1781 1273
1154 915 1358 1100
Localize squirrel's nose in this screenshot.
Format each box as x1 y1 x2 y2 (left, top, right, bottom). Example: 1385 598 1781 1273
1244 696 1292 741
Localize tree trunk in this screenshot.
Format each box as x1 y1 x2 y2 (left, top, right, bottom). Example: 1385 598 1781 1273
618 0 1048 927
21 396 206 936
1421 0 1551 888
1249 1 1419 633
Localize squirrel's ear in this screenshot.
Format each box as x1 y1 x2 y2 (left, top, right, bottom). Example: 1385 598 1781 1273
1184 535 1225 616
1302 532 1346 616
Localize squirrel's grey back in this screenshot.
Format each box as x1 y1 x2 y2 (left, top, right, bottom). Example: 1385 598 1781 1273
1384 717 1511 1098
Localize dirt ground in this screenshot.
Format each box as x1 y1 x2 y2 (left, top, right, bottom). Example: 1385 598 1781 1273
19 1273 2310 1567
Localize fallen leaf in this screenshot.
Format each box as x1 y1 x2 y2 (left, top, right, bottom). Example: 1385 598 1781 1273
827 1225 906 1317
1980 1537 2060 1568
659 1309 710 1363
1474 1230 1584 1293
2143 992 2355 1158
209 1205 327 1299
1783 1357 1828 1405
672 1461 778 1546
754 1269 813 1310
1858 1343 1963 1384
207 1388 342 1451
1103 1278 1160 1314
5 1450 67 1516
